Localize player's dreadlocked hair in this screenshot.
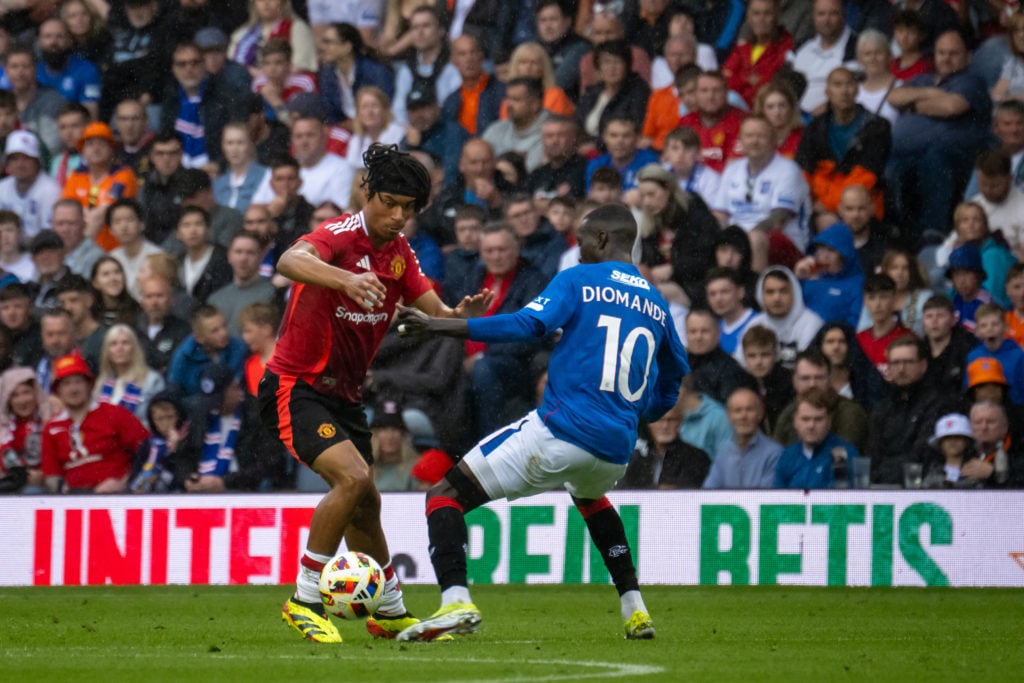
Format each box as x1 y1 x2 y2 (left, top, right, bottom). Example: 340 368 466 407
361 143 432 211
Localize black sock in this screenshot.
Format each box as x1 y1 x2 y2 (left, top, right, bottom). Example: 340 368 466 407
582 506 639 596
427 506 469 591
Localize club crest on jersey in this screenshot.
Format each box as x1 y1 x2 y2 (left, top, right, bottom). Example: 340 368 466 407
389 255 406 277
317 423 337 439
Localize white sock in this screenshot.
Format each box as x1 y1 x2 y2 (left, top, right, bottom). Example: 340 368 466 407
620 590 646 620
376 563 408 617
295 550 332 604
441 585 472 607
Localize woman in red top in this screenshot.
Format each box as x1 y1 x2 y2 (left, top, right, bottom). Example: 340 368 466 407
721 0 794 107
754 80 803 159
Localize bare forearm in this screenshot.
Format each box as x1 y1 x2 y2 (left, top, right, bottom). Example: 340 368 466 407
277 247 348 289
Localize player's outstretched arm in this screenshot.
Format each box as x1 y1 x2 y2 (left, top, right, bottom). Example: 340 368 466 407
408 288 495 319
396 305 469 338
277 241 386 312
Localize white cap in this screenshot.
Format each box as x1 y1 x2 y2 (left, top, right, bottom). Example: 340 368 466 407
4 130 40 160
928 413 973 447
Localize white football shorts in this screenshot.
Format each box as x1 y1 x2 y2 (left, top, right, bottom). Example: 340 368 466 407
462 411 627 501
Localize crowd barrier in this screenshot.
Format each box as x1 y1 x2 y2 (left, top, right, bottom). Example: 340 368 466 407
3 490 1022 587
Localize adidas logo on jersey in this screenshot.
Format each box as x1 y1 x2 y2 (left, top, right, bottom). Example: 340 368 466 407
610 270 650 290
355 256 372 271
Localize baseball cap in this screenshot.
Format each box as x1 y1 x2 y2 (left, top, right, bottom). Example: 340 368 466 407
928 413 973 447
370 400 406 429
406 82 438 110
77 121 115 152
51 353 94 389
286 92 328 123
195 26 228 50
966 356 1009 390
199 363 238 400
29 230 64 255
946 243 985 278
4 130 40 160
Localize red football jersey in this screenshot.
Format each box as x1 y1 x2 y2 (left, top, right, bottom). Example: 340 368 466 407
267 212 434 403
678 107 746 173
40 402 150 490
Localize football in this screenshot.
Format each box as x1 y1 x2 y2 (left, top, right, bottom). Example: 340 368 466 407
319 551 385 620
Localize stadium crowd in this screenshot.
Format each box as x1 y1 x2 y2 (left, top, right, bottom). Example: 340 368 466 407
0 0 1021 495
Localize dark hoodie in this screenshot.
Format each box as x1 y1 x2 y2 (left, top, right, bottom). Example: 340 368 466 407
714 226 759 310
800 222 865 328
813 322 887 412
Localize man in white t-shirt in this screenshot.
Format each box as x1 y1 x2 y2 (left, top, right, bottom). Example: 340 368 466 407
789 0 857 113
713 116 811 268
970 148 1024 258
0 130 59 240
252 115 354 209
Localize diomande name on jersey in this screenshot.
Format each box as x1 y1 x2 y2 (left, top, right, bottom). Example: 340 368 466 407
568 270 667 325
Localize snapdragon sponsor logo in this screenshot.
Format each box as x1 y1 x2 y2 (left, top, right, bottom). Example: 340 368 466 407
334 306 389 325
581 286 665 324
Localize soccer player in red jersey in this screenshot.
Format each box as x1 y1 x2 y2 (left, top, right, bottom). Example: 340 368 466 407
259 143 491 643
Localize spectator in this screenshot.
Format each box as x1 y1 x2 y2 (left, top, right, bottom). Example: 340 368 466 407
856 274 911 373
0 211 34 283
107 199 162 299
0 130 59 240
260 156 315 251
722 0 794 108
431 139 511 243
401 81 466 187
1007 263 1024 347
946 243 992 333
642 54 699 152
247 90 292 165
443 34 504 141
858 249 931 336
923 413 981 488
255 115 354 209
174 206 232 305
136 274 191 376
167 305 247 397
623 0 676 59
635 163 719 306
112 99 154 180
127 390 185 494
502 42 575 120
771 347 870 451
790 0 858 113
677 373 733 460
525 115 588 204
176 168 245 254
838 185 890 277
963 358 1018 419
195 25 252 93
704 387 782 489
795 67 891 230
93 323 165 421
101 0 174 122
5 45 67 159
938 202 1016 310
51 200 101 280
869 334 955 485
587 167 624 204
991 11 1024 105
584 116 659 193
706 267 756 355
921 294 976 396
401 214 444 284
214 123 269 213
577 40 651 146
61 121 138 251
317 22 394 125
91 255 142 328
966 401 1024 487
744 266 825 368
964 100 1024 198
159 42 242 170
54 272 108 371
890 9 931 81
685 308 757 404
0 283 42 368
138 132 186 246
661 125 721 208
534 0 591 98
0 366 53 494
456 222 548 437
855 29 900 125
41 351 150 494
713 116 812 268
368 400 418 492
345 86 406 171
35 17 101 120
651 11 719 84
740 325 794 431
238 301 278 397
207 232 277 337
36 308 76 394
968 303 1024 406
577 12 652 98
228 0 316 72
441 205 484 306
502 193 566 283
252 39 317 122
50 102 89 187
753 79 804 159
794 222 865 328
677 71 744 174
886 30 992 245
60 0 111 67
621 406 710 489
815 319 886 410
774 386 862 488
968 149 1024 260
174 362 279 492
30 231 69 310
391 6 461 126
483 78 549 174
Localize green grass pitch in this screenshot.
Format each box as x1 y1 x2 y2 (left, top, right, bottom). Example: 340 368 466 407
2 584 1022 682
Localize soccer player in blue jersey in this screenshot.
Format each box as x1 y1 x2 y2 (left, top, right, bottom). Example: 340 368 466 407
394 204 689 641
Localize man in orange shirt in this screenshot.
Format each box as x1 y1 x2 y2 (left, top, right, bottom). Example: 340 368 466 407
61 122 137 251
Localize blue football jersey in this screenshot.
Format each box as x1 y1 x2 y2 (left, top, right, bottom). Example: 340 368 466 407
466 261 689 464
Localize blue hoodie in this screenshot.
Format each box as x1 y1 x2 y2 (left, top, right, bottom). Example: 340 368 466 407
801 223 864 328
774 432 862 489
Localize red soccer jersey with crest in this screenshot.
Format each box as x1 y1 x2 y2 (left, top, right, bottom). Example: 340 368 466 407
678 107 746 173
267 212 434 403
40 403 150 490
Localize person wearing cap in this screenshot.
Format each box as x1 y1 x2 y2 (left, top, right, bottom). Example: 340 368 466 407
28 230 69 311
40 352 151 494
316 22 394 126
35 18 102 120
946 242 990 334
923 413 981 488
60 120 138 251
3 45 68 161
400 81 465 185
194 25 252 94
0 130 60 240
370 400 417 493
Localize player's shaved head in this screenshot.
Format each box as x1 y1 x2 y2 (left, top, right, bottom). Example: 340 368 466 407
579 203 637 250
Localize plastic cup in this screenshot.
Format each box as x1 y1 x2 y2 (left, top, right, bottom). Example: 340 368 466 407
852 458 871 489
903 462 923 490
